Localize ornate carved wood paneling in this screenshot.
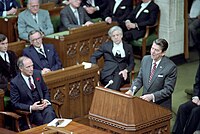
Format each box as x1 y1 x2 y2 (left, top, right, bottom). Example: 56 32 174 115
89 87 172 134
43 22 117 68
43 64 99 119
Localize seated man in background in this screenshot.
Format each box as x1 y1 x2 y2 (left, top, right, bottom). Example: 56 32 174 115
10 56 56 128
188 0 200 48
103 0 132 28
81 0 107 19
0 0 20 17
90 26 134 91
0 34 18 96
123 0 159 42
23 30 62 74
172 63 200 134
59 0 93 31
125 38 177 110
18 0 54 40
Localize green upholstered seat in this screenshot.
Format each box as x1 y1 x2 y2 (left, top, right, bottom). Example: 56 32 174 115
131 33 158 47
91 18 102 23
51 15 61 33
185 88 193 99
4 96 10 109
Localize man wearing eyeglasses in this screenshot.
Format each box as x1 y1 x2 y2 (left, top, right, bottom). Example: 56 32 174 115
23 30 62 74
18 0 54 41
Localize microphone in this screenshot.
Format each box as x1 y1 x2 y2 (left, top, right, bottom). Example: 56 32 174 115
104 80 114 88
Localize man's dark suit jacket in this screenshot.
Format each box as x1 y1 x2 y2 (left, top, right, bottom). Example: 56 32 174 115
103 0 133 25
10 70 50 111
23 44 62 71
59 5 91 31
10 70 55 126
90 41 134 82
81 0 107 19
124 1 159 40
0 0 20 16
0 50 18 93
172 64 200 134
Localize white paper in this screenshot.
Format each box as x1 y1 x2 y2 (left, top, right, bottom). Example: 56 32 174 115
82 62 92 69
47 118 72 127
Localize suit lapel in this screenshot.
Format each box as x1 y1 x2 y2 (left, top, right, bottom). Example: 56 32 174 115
68 6 79 24
25 10 38 26
146 58 152 87
148 58 165 88
19 74 34 101
43 45 52 66
32 72 43 100
29 46 43 69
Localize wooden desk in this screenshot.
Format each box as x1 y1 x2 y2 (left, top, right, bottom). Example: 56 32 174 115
18 121 108 134
43 22 116 68
43 64 99 119
0 128 16 134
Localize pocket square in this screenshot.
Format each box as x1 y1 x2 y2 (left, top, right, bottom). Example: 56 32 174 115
120 6 126 9
158 75 163 77
143 9 149 13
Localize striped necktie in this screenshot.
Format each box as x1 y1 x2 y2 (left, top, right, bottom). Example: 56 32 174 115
149 63 157 84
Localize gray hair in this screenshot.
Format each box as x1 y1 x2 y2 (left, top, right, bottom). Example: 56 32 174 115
108 26 123 37
17 56 31 68
27 0 39 8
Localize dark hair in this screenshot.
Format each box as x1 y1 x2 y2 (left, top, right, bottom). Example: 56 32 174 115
0 34 7 42
28 30 42 40
153 38 168 52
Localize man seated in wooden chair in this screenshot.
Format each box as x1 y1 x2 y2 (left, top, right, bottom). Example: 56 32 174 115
10 56 56 130
90 26 135 91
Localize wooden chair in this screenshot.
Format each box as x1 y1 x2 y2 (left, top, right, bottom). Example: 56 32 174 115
0 88 63 132
131 10 160 59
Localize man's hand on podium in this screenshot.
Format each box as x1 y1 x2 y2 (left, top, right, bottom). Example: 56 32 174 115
125 90 134 96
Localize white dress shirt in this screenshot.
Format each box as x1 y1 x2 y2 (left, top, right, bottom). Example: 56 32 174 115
136 0 151 18
0 51 10 63
112 42 125 58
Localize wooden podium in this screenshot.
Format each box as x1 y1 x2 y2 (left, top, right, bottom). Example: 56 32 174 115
89 87 172 134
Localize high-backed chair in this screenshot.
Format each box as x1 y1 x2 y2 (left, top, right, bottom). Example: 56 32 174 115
131 9 160 59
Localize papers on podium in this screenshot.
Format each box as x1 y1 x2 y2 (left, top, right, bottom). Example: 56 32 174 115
47 118 72 127
82 62 92 69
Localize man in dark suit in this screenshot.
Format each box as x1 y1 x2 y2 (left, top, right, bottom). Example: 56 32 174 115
59 0 93 31
0 0 20 17
10 56 56 126
81 0 107 19
90 26 135 91
103 0 132 27
124 0 159 42
0 34 18 96
172 63 200 134
23 30 62 74
126 38 177 109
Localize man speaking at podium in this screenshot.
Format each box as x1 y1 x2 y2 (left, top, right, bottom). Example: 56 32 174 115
90 26 134 91
126 38 177 110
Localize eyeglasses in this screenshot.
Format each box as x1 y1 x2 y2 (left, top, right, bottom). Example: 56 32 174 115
31 37 42 42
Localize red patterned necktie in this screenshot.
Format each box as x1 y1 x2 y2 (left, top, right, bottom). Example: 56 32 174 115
149 63 157 84
28 77 34 91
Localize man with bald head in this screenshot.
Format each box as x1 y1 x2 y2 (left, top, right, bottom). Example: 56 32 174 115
18 0 54 40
